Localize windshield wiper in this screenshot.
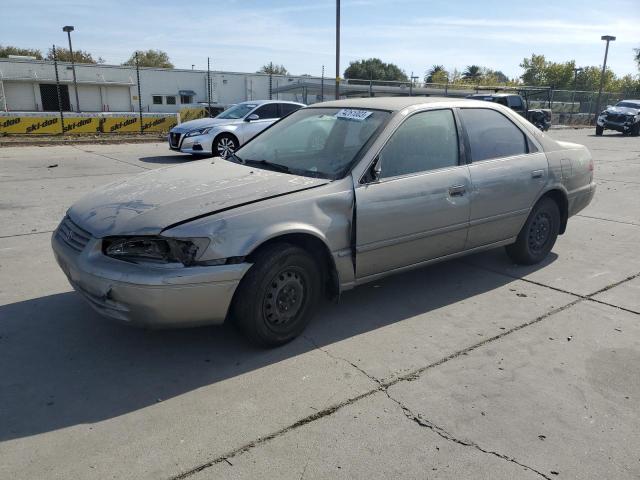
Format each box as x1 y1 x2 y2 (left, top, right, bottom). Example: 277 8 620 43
244 159 292 174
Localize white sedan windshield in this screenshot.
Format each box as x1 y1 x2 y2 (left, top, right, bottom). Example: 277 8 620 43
217 103 257 119
236 107 390 179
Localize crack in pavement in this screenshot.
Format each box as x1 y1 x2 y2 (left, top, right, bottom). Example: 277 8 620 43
71 146 152 171
0 229 55 239
306 335 555 478
463 260 640 316
170 272 639 480
576 214 640 227
383 388 554 480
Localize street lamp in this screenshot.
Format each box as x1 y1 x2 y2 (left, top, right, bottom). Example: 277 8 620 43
570 67 583 122
62 25 80 112
594 35 616 123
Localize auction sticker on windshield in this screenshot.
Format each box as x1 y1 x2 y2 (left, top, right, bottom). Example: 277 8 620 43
335 109 373 121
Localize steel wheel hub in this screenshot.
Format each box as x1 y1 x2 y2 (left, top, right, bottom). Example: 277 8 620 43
263 270 305 326
528 212 551 253
217 138 235 158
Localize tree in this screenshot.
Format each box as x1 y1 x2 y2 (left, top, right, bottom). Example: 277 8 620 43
46 47 103 64
0 45 43 59
635 48 640 70
462 65 482 84
123 50 173 68
425 65 448 84
258 62 288 75
343 58 408 82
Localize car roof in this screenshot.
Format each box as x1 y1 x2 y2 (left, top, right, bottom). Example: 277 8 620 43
237 99 304 106
618 99 640 104
311 96 491 112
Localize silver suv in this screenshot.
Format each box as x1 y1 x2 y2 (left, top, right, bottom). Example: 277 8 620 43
168 100 305 157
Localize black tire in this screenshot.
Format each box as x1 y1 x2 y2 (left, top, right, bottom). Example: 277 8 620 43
595 125 604 136
232 243 322 347
630 123 640 137
213 133 238 159
505 197 560 265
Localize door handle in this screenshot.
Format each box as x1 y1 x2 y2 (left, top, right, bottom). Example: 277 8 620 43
531 169 545 179
448 185 466 197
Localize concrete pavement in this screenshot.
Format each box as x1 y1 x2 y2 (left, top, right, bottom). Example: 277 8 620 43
1 129 638 479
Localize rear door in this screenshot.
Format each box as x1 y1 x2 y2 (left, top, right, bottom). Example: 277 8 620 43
355 108 471 279
458 107 548 248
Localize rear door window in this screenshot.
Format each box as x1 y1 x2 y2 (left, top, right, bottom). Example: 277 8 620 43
459 108 527 162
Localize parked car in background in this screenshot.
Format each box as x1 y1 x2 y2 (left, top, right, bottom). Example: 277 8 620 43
168 100 305 157
596 100 640 136
467 93 551 131
53 97 595 347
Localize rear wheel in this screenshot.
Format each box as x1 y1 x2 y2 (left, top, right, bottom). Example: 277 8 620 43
232 243 322 347
630 123 640 137
595 125 604 136
214 133 238 159
505 197 560 265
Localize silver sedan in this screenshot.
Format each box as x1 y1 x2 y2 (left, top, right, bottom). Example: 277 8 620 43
53 97 595 346
168 100 304 157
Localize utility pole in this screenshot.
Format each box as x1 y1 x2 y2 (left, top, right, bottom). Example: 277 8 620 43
135 52 143 133
594 35 616 123
62 26 80 112
207 57 212 115
321 64 325 102
335 0 340 100
570 67 583 122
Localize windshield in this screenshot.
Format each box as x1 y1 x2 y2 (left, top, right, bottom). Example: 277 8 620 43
216 103 257 119
235 107 390 179
615 101 640 109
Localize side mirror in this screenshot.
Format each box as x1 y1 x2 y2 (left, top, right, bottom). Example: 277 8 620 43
245 114 260 122
361 157 382 184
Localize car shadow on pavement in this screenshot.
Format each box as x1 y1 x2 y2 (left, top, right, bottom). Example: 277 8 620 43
0 249 555 442
138 154 200 164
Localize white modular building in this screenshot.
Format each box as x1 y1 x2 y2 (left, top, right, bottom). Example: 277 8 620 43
0 58 319 113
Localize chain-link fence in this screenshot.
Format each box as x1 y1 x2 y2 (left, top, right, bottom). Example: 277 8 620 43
1 50 634 135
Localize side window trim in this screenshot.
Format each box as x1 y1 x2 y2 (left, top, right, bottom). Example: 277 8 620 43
359 107 464 184
457 107 535 163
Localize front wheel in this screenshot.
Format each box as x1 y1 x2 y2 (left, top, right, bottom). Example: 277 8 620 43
505 197 560 265
232 244 322 347
214 133 238 159
595 125 604 136
630 123 640 137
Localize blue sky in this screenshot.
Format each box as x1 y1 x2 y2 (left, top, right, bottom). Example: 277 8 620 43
2 0 639 79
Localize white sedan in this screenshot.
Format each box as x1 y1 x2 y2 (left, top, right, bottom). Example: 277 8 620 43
168 100 304 158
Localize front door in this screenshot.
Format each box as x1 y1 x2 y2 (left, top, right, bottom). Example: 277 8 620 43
240 103 280 143
355 109 471 280
458 107 548 248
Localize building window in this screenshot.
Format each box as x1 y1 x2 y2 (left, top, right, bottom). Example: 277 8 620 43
166 96 176 105
152 95 163 105
180 95 193 104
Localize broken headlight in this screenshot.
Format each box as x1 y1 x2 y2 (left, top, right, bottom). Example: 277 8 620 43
103 236 210 266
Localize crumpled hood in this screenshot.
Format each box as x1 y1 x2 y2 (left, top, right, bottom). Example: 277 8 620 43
68 160 329 237
171 117 243 132
603 105 640 116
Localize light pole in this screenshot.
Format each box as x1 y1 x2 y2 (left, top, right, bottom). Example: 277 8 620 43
594 35 615 123
335 0 340 100
62 26 80 112
570 67 583 122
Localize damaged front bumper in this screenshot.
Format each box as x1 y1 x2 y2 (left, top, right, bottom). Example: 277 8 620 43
51 227 251 328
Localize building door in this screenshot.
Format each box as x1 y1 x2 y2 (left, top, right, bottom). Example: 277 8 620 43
40 84 70 111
